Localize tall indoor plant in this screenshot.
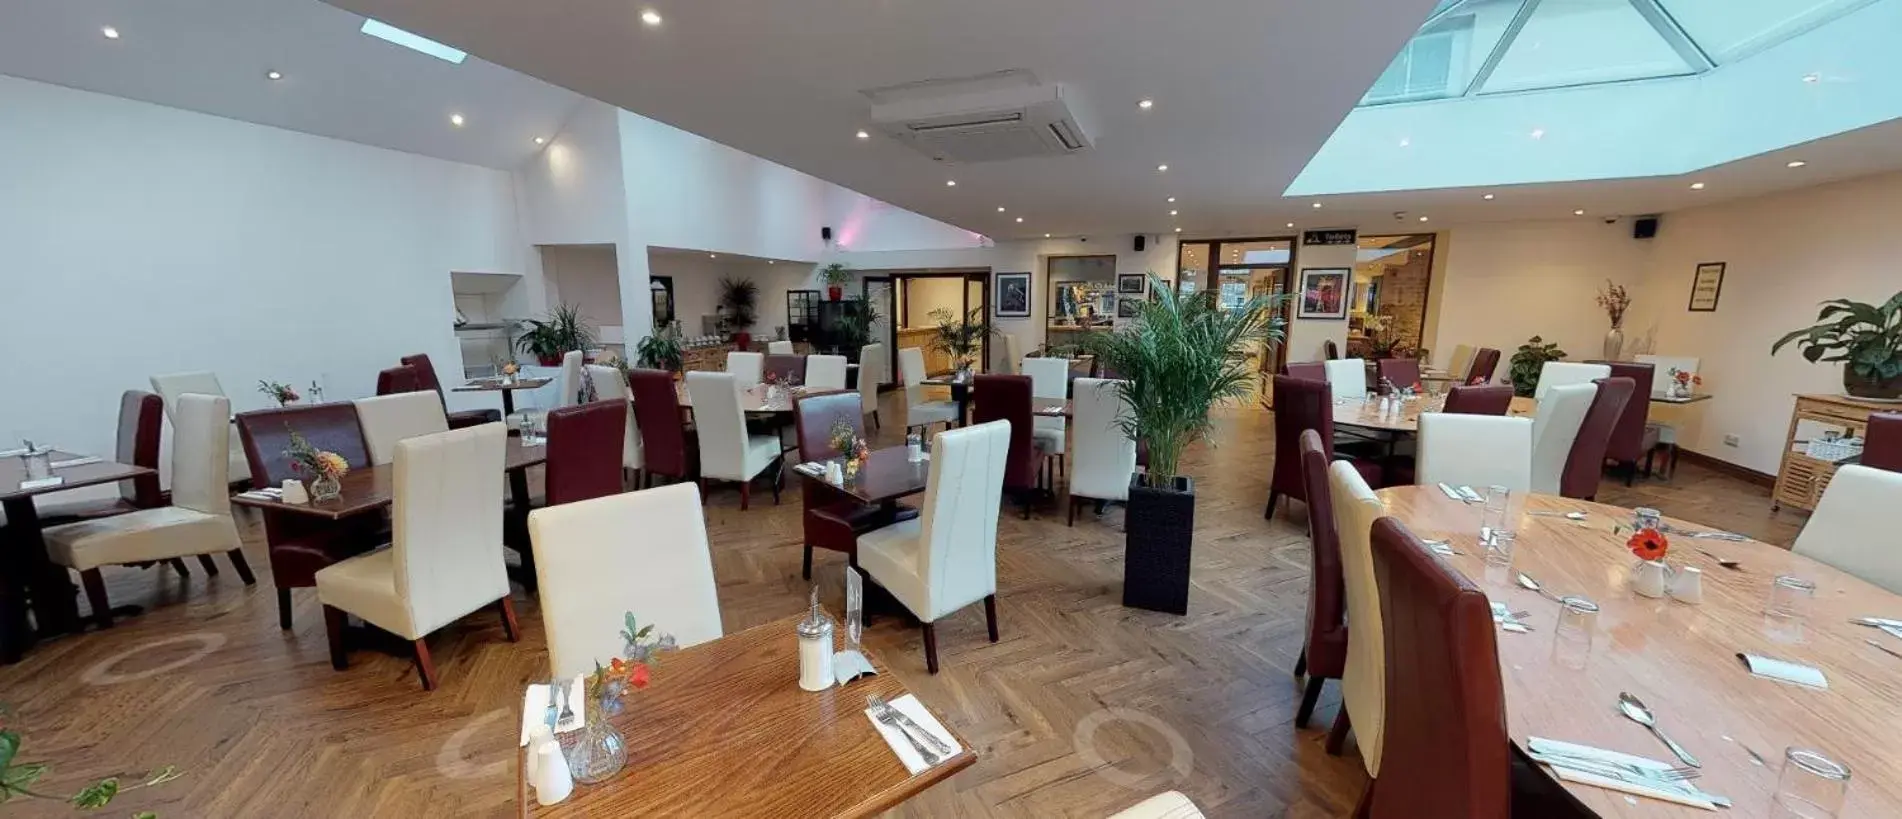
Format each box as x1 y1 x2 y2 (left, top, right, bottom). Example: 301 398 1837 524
1079 274 1285 614
718 278 760 350
1772 293 1902 399
515 304 594 366
927 307 995 378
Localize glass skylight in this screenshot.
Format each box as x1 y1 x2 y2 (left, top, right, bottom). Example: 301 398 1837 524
1482 0 1696 93
360 19 468 65
1657 0 1874 62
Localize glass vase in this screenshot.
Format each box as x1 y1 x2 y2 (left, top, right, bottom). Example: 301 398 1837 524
565 697 628 784
309 474 341 502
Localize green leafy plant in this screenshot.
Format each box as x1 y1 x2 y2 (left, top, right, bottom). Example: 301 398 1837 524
1508 336 1567 398
836 299 880 356
1 704 181 815
718 278 760 332
1771 293 1902 396
515 304 595 364
1077 274 1285 485
928 307 996 371
820 263 852 287
636 323 685 372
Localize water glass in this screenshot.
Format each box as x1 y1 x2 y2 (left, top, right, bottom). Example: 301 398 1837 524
907 432 923 463
1633 506 1663 532
21 449 52 481
1480 485 1515 566
1767 575 1817 622
521 411 548 447
1552 596 1598 670
1770 747 1850 818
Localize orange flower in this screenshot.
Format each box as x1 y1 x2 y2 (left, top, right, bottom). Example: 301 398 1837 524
629 663 650 689
1628 528 1669 562
610 657 626 674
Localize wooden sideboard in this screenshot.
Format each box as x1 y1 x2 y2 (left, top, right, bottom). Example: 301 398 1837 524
1773 393 1898 513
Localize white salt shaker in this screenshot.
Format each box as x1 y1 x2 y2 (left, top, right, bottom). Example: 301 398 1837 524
1670 566 1704 605
796 589 835 692
281 478 309 505
525 724 552 781
532 737 574 805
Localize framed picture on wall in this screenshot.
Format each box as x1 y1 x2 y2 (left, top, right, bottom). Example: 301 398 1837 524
1116 296 1142 318
1688 262 1725 312
1117 274 1146 294
1296 268 1351 320
994 272 1031 318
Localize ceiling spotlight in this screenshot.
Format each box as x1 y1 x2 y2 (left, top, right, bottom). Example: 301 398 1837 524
709 253 717 259
1138 99 1155 110
945 180 956 187
1174 227 1182 233
1573 209 1586 216
266 70 284 81
1044 233 1051 238
1311 202 1323 209
1169 210 1178 216
1483 193 1496 200
450 113 465 127
640 9 663 26
767 260 775 264
1286 222 1295 228
1167 197 1176 203
997 206 1006 212
1530 128 1546 140
1418 216 1429 222
534 136 547 145
1787 160 1808 168
1015 217 1024 223
1156 164 1169 172
1690 182 1706 190
855 129 869 140
1802 72 1821 84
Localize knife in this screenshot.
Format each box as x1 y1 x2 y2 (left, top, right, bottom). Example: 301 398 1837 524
876 701 955 755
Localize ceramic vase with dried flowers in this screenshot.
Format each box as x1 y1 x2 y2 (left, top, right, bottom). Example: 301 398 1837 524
1596 280 1631 361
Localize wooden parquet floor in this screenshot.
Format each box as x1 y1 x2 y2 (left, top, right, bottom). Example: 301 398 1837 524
0 393 1801 818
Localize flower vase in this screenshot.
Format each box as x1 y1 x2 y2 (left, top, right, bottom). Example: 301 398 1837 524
1669 381 1690 399
1602 326 1625 361
1630 559 1672 598
309 474 342 502
565 696 628 784
844 457 861 480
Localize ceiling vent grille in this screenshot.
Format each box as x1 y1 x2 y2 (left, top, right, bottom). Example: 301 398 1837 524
871 81 1094 163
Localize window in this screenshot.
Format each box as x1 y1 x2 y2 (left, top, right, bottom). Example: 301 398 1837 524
787 290 820 342
650 276 675 329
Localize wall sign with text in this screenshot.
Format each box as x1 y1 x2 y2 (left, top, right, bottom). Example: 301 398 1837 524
1688 262 1725 312
1302 229 1358 246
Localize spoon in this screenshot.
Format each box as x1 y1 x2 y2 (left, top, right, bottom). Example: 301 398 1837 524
1516 572 1565 603
1697 549 1743 571
1529 510 1588 521
1618 692 1700 768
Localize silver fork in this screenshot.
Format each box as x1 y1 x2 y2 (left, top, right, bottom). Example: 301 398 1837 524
869 696 940 765
869 693 955 755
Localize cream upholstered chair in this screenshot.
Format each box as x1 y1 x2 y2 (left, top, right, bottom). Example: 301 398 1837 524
354 392 449 466
1442 344 1475 384
1324 358 1369 399
556 350 586 407
1533 361 1611 401
44 393 254 627
1023 356 1069 475
1325 459 1387 775
899 347 960 434
1529 383 1595 495
529 482 723 679
1108 792 1205 819
586 364 643 483
1417 414 1533 492
806 355 849 391
1794 465 1902 594
685 371 784 510
726 351 764 387
995 334 1023 375
314 422 515 690
1066 378 1136 525
767 340 795 355
857 420 1010 673
149 370 249 482
859 343 888 429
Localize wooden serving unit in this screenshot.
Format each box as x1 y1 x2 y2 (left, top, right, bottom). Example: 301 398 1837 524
1772 393 1897 513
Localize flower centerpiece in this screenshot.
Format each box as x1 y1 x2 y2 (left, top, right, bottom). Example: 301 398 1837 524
498 359 520 385
567 614 675 784
1626 525 1672 598
828 419 869 478
1666 367 1702 399
257 380 299 407
1 703 182 816
284 430 349 502
1596 280 1632 360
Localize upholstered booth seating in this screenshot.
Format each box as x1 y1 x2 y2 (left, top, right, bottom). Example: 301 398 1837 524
806 355 849 391
149 370 251 483
1417 414 1534 492
1441 384 1515 415
972 374 1041 519
398 353 501 429
1107 791 1206 819
529 483 725 680
1860 412 1902 473
1283 361 1327 382
44 393 255 627
1533 361 1611 400
315 423 515 690
1794 465 1902 594
767 340 795 355
35 391 164 525
763 354 806 386
899 347 960 433
1265 375 1383 521
1590 362 1659 484
354 391 449 466
543 399 627 507
857 421 1010 673
1066 378 1137 526
1559 377 1635 501
1324 358 1368 399
686 371 784 509
1465 347 1501 384
375 365 423 396
585 364 644 486
793 391 919 579
858 344 888 429
1325 459 1387 774
726 351 764 387
1527 382 1594 495
1375 358 1422 394
1294 430 1347 728
628 368 696 487
1023 356 1070 479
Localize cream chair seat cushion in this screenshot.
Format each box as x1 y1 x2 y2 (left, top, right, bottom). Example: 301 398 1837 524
907 399 960 427
1108 791 1205 819
857 517 929 619
314 548 418 639
740 434 783 477
45 507 240 572
1032 426 1065 455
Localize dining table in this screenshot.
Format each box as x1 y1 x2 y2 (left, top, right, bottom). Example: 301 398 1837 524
918 375 1073 425
1378 485 1902 817
454 376 555 417
1333 394 1538 435
516 612 975 817
1651 392 1714 405
671 382 812 414
0 451 156 663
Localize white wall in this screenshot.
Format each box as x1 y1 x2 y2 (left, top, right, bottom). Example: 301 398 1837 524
0 74 523 461
904 277 968 328
540 244 623 344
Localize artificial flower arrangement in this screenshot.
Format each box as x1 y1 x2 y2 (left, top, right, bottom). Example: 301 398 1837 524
829 419 870 477
257 380 299 407
587 613 676 716
1667 367 1702 397
1627 526 1670 563
1596 280 1631 330
284 429 349 496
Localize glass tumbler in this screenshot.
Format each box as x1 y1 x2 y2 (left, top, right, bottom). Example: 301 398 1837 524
1770 747 1850 819
1480 486 1514 566
1552 596 1598 670
1766 575 1817 622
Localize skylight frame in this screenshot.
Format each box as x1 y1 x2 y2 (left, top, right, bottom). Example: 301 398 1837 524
360 18 468 65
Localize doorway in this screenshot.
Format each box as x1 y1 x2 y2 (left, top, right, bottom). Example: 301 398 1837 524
875 269 992 379
1176 238 1294 377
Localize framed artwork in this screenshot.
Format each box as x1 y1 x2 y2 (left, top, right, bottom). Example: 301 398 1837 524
1688 262 1725 312
1116 296 1142 318
1117 274 1146 294
994 272 1031 318
1296 268 1351 320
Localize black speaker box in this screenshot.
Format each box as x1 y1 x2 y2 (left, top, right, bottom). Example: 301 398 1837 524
1633 216 1659 239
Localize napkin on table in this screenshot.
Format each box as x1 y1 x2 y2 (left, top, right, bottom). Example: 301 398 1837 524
519 675 587 746
866 694 961 775
1528 737 1718 810
1738 653 1829 689
50 456 103 469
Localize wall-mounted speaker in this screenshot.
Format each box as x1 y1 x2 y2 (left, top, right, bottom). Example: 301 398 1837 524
1134 235 1147 252
821 226 834 243
1632 216 1659 240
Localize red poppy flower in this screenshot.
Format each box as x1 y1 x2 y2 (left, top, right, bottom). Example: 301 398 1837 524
1628 528 1670 562
629 663 651 689
1469 376 1487 386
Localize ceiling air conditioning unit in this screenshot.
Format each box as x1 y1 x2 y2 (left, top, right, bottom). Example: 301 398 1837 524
871 82 1093 163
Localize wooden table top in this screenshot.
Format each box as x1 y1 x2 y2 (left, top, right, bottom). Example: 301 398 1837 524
1377 486 1902 818
0 451 152 503
455 377 554 392
805 445 933 506
1650 392 1714 405
518 613 975 817
672 382 821 413
1332 395 1538 433
229 437 547 519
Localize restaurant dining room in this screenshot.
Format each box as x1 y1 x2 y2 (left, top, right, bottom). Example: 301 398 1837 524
8 0 1902 817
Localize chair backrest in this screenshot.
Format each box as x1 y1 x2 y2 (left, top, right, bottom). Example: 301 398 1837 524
762 354 807 386
996 334 1023 375
1589 362 1655 463
376 365 424 396
1793 465 1902 594
391 423 509 637
115 391 165 507
1633 355 1700 395
1442 344 1475 385
1023 357 1070 401
916 421 1011 620
150 371 227 419
353 392 450 466
1366 517 1509 819
628 369 691 477
529 482 723 680
767 340 795 355
1464 348 1501 385
236 403 371 487
858 344 887 413
805 355 849 391
1272 375 1336 501
171 393 234 517
1283 361 1327 382
1529 383 1595 495
398 353 449 397
1441 384 1514 415
546 400 628 507
1865 413 1902 474
1328 459 1388 777
1375 359 1422 394
794 390 864 462
1417 414 1533 492
898 347 934 407
685 371 749 481
1071 378 1137 502
1560 377 1635 499
1533 361 1611 401
586 365 642 471
1299 430 1346 673
1323 339 1341 360
1324 358 1368 399
555 350 586 408
971 374 1037 492
725 351 764 387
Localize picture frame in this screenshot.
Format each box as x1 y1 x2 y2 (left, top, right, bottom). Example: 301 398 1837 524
1117 274 1146 294
1116 296 1142 318
994 272 1031 318
1296 268 1352 320
1688 262 1724 312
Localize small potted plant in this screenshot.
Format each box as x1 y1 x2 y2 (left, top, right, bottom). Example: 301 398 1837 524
257 380 299 407
636 323 685 373
820 263 852 301
285 429 350 502
835 300 880 360
515 304 595 366
718 278 760 350
928 307 996 381
1507 336 1567 398
1771 292 1902 400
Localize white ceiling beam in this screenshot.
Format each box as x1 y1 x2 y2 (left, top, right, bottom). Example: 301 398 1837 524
1463 0 1542 96
1628 0 1714 71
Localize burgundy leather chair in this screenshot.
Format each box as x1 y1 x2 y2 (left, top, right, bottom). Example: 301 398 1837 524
375 365 424 396
39 391 165 523
1590 361 1659 485
1295 430 1347 728
628 369 697 486
1267 375 1383 520
1442 384 1515 416
399 352 502 429
1465 348 1501 385
236 403 384 629
792 391 920 580
762 354 807 386
1376 359 1422 394
543 400 626 507
1283 361 1328 382
1324 340 1341 360
972 374 1040 519
1559 377 1635 501
1866 413 1902 473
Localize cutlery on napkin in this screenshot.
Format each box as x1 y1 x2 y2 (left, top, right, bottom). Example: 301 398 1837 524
1528 738 1724 809
519 676 587 745
865 694 960 775
1437 483 1464 502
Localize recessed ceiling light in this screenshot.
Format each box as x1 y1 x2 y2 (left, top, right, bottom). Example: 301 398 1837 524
101 26 120 39
709 253 717 259
855 129 869 140
361 19 468 64
1286 222 1295 228
945 180 956 187
534 136 547 145
1156 164 1169 172
1174 227 1182 233
450 113 465 127
1530 128 1546 140
1573 209 1587 216
640 9 663 26
1169 210 1178 216
1311 202 1323 209
1418 216 1429 222
1398 137 1411 148
1787 160 1807 168
1690 182 1706 190
997 206 1006 212
1138 99 1155 110
1044 233 1051 238
1167 197 1176 203
1015 217 1024 223
1802 72 1821 84
266 70 284 81
1483 193 1496 200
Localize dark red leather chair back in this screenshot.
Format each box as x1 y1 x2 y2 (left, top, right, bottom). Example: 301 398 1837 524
1589 361 1655 465
1323 340 1341 360
117 391 164 507
1376 358 1422 394
376 365 424 396
1441 384 1514 416
1271 375 1335 504
1866 412 1902 473
1559 377 1635 500
545 400 626 507
398 353 447 397
628 369 692 479
1298 430 1347 680
1465 348 1501 384
972 374 1037 492
763 354 807 386
1362 516 1509 819
794 391 864 462
1283 361 1327 382
236 403 371 487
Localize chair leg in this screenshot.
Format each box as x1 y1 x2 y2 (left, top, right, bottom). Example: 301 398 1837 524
872 410 881 430
226 550 257 585
1295 677 1326 728
1326 708 1352 755
167 557 191 577
278 587 294 630
1644 449 1656 478
413 638 439 691
1264 492 1280 520
1066 497 1076 527
497 597 520 642
1625 461 1636 487
922 622 940 674
323 605 349 670
1294 648 1307 678
80 569 112 629
196 554 221 576
698 478 710 504
802 544 814 580
771 461 783 505
984 594 999 643
739 482 751 511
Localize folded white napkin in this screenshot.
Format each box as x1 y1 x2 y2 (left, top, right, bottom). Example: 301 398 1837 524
793 462 826 476
1739 653 1828 689
1437 482 1463 501
50 456 103 469
18 476 65 490
865 694 960 775
1528 737 1717 810
519 676 587 746
0 447 36 458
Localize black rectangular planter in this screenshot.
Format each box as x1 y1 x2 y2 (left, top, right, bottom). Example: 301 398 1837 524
1123 474 1194 615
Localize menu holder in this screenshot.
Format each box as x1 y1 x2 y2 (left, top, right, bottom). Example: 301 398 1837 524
834 567 878 685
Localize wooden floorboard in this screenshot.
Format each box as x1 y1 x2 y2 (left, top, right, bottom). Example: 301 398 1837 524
0 392 1803 818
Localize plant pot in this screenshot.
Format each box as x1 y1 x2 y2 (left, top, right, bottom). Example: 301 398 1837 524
828 285 843 301
1123 474 1194 615
731 332 752 351
536 354 561 367
1844 366 1902 400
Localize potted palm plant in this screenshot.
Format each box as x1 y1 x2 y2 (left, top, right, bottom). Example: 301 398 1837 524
820 263 852 301
928 307 995 380
1079 274 1285 614
718 278 760 350
515 304 594 366
1772 293 1902 399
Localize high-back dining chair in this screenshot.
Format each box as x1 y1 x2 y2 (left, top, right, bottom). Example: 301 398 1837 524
1294 430 1347 729
899 347 960 433
1865 413 1902 474
400 352 502 428
628 369 694 487
36 391 165 525
1442 345 1475 386
1464 348 1501 385
858 343 888 429
1325 459 1387 774
725 351 764 387
237 402 381 629
762 354 806 386
791 391 920 580
1560 376 1635 500
1440 384 1514 415
1266 375 1382 521
1417 414 1533 492
1067 378 1137 526
376 365 424 396
1323 339 1341 360
1533 361 1611 400
805 355 849 391
544 399 627 507
1530 382 1596 495
530 483 724 680
554 350 586 408
972 374 1039 519
1375 359 1421 394
1794 465 1902 594
354 391 450 467
586 364 644 484
1590 362 1656 485
856 421 1010 673
1022 357 1070 476
996 333 1023 375
1324 358 1368 399
1283 361 1327 382
767 340 795 355
314 422 515 690
685 371 784 510
150 370 250 483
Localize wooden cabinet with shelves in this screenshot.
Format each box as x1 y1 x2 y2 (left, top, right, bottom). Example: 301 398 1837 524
1773 393 1896 513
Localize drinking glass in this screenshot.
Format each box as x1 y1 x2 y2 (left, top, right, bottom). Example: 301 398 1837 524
521 411 548 447
1552 596 1598 670
1770 747 1850 818
1766 575 1817 622
1633 506 1663 532
1480 486 1514 566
